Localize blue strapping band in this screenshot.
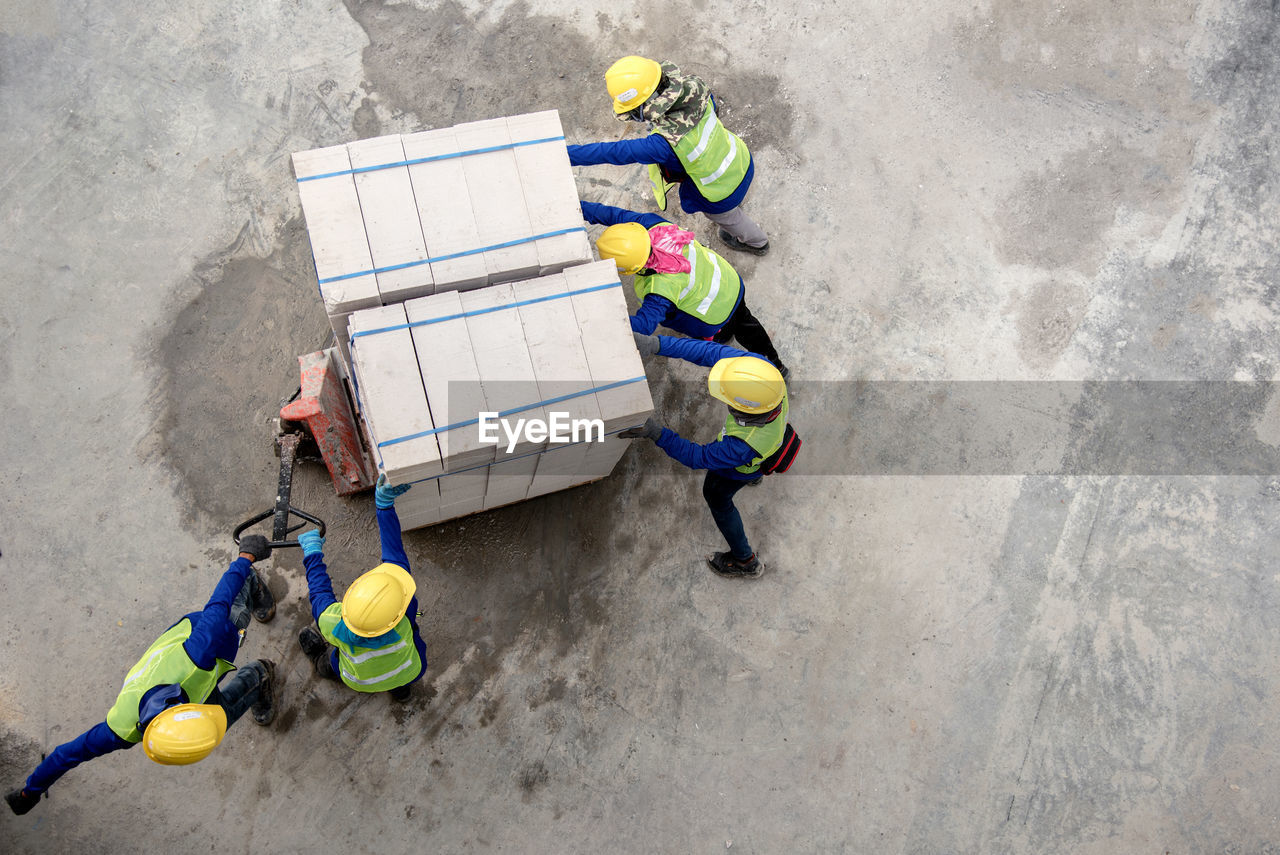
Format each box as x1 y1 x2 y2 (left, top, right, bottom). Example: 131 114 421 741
348 280 621 341
377 376 648 448
296 136 566 183
317 226 587 285
397 423 643 486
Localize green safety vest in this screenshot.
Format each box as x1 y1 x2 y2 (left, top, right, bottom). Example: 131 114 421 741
318 603 422 693
719 393 790 475
661 101 751 203
635 238 741 328
105 618 236 743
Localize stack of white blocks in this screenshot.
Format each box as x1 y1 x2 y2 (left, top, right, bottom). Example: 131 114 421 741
349 260 653 530
292 110 592 364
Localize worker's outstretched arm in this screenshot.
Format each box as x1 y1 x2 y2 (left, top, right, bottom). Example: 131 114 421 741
183 556 255 668
373 475 412 572
298 530 338 622
655 335 762 369
654 429 757 472
19 721 131 800
568 135 681 170
580 200 669 230
377 506 410 572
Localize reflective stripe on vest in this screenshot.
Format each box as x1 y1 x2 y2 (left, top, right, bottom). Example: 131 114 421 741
635 239 740 328
719 392 790 474
668 102 750 203
318 603 422 693
105 618 236 743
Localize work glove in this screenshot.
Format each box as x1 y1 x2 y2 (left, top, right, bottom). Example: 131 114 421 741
238 534 271 563
632 332 660 358
375 473 411 509
6 788 40 816
298 529 324 558
619 417 663 441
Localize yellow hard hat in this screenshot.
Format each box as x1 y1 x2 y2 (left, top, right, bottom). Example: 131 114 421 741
342 562 416 637
606 56 662 114
708 356 786 414
143 703 227 765
596 222 652 275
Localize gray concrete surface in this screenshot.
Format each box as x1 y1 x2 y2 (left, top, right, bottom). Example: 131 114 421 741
3 0 1279 852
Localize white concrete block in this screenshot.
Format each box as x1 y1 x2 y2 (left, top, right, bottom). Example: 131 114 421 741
392 477 442 526
293 145 380 325
348 303 443 484
404 290 494 472
452 118 540 283
436 496 487 524
402 127 490 291
513 272 602 494
459 283 547 461
578 432 633 481
347 135 433 304
483 453 540 509
564 261 655 433
507 110 592 274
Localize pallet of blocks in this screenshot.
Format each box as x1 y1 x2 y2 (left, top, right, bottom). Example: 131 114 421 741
291 110 592 364
347 260 654 530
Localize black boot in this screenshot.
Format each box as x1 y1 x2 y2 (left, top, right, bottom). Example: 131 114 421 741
707 552 763 579
719 229 770 256
298 627 339 681
389 684 412 703
248 570 275 623
250 659 276 726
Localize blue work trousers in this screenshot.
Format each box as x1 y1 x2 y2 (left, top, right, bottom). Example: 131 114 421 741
702 471 754 560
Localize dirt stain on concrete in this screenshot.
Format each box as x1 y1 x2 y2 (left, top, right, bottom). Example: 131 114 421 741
1010 279 1090 370
952 0 1204 276
147 216 330 528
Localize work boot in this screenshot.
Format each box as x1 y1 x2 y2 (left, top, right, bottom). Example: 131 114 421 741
389 684 412 703
746 476 764 487
776 363 790 381
298 627 339 681
248 570 276 623
707 552 763 579
719 229 770 257
250 659 276 726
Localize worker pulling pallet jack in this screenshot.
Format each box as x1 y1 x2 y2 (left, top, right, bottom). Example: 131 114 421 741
622 333 800 579
5 536 280 815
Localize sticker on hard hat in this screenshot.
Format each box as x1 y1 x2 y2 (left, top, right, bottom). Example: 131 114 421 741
619 87 638 102
734 396 762 408
173 710 202 722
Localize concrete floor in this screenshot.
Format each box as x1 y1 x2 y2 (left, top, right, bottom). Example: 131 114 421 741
3 0 1279 852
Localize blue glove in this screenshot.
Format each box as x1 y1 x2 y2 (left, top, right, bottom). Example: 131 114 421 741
375 473 411 509
298 529 324 558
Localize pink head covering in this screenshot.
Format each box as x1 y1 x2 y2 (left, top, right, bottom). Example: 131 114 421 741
645 223 695 274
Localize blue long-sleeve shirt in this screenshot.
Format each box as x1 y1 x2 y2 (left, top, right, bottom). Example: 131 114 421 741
567 132 755 215
580 201 744 340
651 337 765 481
22 557 254 796
303 505 427 681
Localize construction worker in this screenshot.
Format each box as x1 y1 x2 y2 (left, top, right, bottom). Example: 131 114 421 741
569 56 770 256
621 333 789 579
296 475 427 702
5 535 279 815
582 199 788 378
